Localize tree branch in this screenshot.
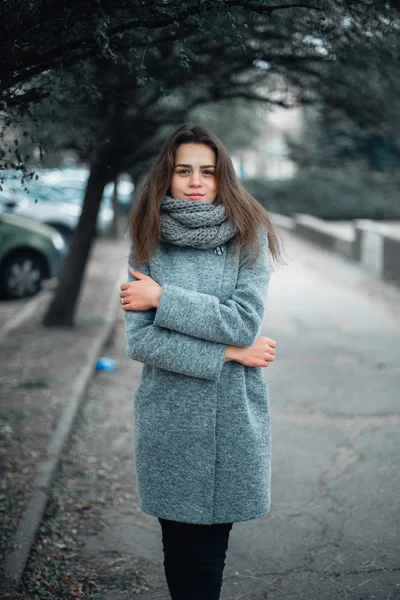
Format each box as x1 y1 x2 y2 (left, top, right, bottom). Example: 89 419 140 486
226 2 323 14
2 86 50 108
2 0 324 94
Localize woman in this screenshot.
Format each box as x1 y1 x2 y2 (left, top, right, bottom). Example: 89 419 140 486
120 124 280 600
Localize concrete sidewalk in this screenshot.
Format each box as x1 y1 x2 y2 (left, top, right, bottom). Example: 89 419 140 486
13 230 400 600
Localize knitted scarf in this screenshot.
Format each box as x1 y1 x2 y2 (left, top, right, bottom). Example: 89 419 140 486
160 196 239 249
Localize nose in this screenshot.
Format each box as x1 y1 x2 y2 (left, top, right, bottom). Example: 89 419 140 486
189 171 202 187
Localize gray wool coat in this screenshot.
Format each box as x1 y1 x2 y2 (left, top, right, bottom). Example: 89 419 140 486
124 228 271 525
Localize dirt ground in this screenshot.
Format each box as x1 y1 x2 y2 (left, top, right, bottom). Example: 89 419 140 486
0 236 128 595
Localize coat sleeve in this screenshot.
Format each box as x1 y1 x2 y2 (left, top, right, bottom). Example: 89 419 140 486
124 264 227 381
153 228 271 347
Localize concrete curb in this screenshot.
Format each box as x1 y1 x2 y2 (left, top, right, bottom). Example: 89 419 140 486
269 212 294 232
273 212 400 288
383 234 400 283
4 267 126 586
294 214 355 260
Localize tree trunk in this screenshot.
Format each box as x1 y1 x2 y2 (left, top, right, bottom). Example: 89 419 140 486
108 177 120 239
43 164 108 327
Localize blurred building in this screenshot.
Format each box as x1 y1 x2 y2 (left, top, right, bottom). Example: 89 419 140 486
232 106 303 180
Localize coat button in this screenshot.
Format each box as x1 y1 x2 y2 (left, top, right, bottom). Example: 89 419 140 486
214 245 225 255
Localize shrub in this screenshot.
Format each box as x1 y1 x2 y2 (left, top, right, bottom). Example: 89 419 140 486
243 169 400 220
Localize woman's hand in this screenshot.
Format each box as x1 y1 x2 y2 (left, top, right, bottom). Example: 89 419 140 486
226 336 277 367
120 269 162 310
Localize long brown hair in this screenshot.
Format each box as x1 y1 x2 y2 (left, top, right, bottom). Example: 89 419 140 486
129 124 282 266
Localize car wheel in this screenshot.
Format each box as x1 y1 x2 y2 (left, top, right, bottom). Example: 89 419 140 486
0 251 46 299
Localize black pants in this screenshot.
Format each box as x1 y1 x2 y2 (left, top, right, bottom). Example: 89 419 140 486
158 517 233 600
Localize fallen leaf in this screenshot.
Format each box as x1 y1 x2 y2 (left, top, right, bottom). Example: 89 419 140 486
70 582 83 597
33 573 56 589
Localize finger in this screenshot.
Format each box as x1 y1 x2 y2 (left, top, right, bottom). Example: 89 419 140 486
263 345 275 355
130 268 146 279
120 296 132 307
120 290 129 298
120 283 129 291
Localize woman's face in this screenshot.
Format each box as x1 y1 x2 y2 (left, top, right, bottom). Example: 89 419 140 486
170 143 217 204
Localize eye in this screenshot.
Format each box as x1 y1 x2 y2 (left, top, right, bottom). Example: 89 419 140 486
176 169 190 175
203 170 215 176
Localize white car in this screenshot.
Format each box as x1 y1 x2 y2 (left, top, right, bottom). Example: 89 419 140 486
39 168 134 210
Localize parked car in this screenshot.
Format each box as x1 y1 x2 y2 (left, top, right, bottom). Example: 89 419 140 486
0 182 113 242
0 213 66 299
0 187 81 244
39 168 134 211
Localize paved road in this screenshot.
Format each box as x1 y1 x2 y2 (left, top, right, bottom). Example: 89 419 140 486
34 231 400 599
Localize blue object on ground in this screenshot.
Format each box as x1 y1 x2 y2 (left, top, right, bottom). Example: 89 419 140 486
95 357 116 371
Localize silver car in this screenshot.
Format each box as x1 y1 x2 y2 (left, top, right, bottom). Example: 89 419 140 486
1 176 114 242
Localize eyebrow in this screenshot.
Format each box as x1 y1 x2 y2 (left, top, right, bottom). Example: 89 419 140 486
175 164 216 168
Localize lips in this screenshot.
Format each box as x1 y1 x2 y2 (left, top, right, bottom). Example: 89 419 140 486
185 194 204 199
